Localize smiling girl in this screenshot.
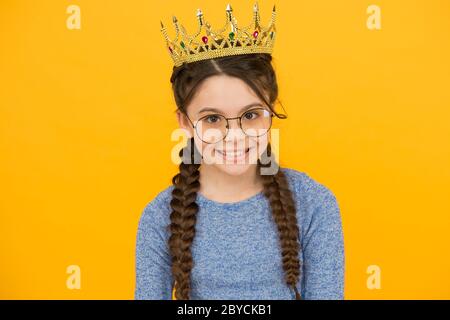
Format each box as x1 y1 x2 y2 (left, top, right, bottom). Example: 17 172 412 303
135 3 344 300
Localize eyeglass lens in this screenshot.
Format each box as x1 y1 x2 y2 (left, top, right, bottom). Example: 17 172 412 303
194 108 272 144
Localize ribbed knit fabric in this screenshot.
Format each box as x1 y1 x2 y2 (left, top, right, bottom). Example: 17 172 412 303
135 167 345 300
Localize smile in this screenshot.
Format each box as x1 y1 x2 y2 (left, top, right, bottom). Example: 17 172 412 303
216 147 251 160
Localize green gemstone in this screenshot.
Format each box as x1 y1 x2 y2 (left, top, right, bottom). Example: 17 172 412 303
229 32 235 40
180 41 185 48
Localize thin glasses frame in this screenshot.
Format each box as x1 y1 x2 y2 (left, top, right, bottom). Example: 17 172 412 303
183 107 274 144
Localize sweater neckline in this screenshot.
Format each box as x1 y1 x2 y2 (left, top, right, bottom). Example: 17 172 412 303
196 189 266 208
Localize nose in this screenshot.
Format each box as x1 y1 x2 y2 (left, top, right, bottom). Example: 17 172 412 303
224 118 246 142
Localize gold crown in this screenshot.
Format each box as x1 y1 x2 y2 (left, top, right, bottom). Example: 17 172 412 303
160 2 277 67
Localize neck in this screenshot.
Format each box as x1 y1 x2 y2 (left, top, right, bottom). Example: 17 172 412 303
198 164 263 202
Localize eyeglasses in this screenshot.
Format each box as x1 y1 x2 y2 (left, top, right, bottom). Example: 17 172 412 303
183 107 274 144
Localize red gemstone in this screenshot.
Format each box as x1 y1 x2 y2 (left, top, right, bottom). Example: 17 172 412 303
253 30 259 38
202 36 208 44
168 46 173 53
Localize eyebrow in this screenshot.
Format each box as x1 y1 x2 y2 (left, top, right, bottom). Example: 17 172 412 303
197 102 264 116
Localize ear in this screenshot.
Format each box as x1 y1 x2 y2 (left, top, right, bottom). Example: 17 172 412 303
176 110 193 138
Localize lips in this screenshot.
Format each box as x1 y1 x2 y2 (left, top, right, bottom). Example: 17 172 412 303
216 147 251 157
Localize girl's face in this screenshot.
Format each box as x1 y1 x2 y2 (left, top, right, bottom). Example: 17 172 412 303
177 74 271 177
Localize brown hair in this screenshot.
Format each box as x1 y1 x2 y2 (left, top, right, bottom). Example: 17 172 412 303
167 51 302 300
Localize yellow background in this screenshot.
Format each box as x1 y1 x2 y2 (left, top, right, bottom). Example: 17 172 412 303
1 0 449 299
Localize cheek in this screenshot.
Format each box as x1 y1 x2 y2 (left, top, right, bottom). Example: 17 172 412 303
194 136 271 166
254 135 270 157
198 140 216 163
192 137 213 162
192 137 204 154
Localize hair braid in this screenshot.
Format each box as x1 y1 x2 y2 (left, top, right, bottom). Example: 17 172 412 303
258 143 302 299
167 139 301 300
168 137 201 300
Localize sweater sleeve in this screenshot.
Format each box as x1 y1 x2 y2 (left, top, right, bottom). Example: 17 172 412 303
134 198 173 300
301 187 345 300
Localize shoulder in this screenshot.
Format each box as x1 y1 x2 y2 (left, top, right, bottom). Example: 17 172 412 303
280 167 337 204
280 167 340 223
138 184 175 230
280 166 343 244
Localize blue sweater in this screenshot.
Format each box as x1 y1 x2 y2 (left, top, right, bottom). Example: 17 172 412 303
135 167 345 300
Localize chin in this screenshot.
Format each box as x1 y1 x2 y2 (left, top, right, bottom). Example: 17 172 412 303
213 162 255 176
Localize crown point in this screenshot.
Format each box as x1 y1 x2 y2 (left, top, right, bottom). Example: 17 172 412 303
226 4 232 12
254 2 259 12
172 16 178 23
197 8 203 17
273 5 276 12
160 20 164 28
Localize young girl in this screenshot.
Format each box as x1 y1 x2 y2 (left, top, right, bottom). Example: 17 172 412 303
135 4 344 300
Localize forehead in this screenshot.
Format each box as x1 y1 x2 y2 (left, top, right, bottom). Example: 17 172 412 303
188 75 262 114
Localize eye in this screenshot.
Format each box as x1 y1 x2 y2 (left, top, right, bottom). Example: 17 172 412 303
204 114 221 124
242 110 259 120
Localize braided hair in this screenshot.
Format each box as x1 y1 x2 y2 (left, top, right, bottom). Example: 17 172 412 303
167 53 302 299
